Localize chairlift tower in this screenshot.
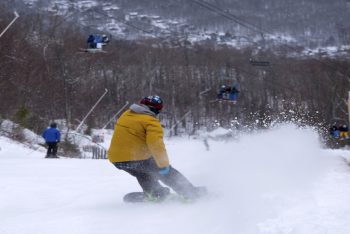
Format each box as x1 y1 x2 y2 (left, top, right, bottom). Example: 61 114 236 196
0 11 19 38
75 89 109 133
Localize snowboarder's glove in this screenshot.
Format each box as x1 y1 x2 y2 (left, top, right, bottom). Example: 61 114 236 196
159 166 170 175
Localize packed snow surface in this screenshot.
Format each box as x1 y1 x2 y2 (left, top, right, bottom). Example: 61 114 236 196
1 124 350 234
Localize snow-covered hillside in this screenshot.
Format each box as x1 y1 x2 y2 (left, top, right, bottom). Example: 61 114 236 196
14 0 350 55
1 124 350 234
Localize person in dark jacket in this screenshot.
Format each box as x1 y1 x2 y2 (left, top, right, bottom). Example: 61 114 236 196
329 125 340 138
42 122 61 158
108 95 206 201
87 34 96 48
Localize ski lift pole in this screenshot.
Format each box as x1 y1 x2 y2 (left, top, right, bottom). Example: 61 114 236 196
0 11 19 38
75 88 108 133
168 110 192 137
102 101 129 129
348 91 350 128
199 88 211 97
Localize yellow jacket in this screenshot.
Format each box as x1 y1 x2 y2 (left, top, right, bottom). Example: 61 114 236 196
108 104 169 168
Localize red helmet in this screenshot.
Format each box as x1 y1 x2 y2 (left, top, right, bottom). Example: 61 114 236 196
140 95 163 111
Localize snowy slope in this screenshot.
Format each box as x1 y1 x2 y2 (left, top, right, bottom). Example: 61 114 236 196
1 124 350 234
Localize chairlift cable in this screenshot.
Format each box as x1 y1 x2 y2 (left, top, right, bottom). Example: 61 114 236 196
191 0 270 34
186 0 350 79
91 8 154 35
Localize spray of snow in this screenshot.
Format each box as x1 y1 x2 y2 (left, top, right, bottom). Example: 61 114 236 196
167 124 335 233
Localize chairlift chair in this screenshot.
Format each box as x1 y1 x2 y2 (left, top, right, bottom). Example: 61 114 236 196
249 58 270 67
216 83 240 104
79 34 110 54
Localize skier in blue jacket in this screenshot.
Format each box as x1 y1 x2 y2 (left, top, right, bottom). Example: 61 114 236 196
42 122 61 158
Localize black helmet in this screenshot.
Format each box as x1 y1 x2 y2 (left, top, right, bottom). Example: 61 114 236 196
50 122 57 128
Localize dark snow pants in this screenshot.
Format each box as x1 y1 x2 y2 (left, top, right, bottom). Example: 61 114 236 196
113 158 198 198
46 142 58 157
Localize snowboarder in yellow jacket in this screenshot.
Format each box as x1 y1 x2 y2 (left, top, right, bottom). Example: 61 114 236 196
108 95 205 200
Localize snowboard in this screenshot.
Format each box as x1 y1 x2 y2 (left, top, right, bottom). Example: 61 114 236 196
123 192 187 203
123 187 207 203
45 155 59 159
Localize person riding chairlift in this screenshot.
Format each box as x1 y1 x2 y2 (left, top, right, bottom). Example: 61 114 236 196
87 34 109 49
218 84 239 103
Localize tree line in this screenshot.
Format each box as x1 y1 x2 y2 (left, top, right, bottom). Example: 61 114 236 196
0 7 349 145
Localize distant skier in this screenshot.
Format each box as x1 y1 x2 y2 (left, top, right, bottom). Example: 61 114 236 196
108 95 206 201
42 122 61 158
